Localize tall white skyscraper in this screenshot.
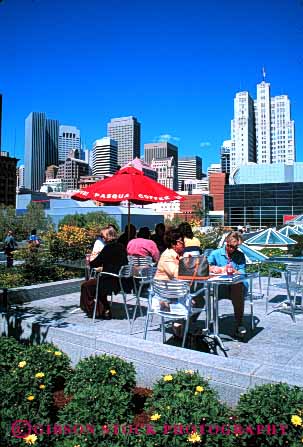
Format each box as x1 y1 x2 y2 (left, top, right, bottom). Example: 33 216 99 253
270 94 295 164
228 78 295 173
92 137 118 177
18 164 25 188
58 125 80 162
177 156 202 190
107 116 140 167
230 92 256 172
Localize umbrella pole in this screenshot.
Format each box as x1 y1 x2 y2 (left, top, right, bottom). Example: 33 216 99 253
128 201 131 239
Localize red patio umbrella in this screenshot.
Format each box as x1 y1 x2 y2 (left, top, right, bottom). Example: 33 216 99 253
71 166 183 232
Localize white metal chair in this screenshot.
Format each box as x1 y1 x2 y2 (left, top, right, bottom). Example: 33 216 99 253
130 265 157 332
266 264 303 322
143 279 207 348
92 265 133 324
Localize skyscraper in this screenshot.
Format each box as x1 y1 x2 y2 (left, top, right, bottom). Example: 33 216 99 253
24 112 46 191
220 140 234 174
45 119 59 167
24 112 59 191
144 141 178 190
151 157 177 190
178 156 202 190
92 137 118 177
107 116 140 167
144 141 178 166
228 78 295 172
58 125 81 162
230 91 256 172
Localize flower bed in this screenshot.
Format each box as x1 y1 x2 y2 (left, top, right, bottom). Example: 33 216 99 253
1 337 303 446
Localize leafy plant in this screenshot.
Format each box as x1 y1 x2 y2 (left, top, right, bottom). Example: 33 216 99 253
126 370 234 447
59 212 119 232
260 248 285 257
0 336 28 372
46 225 91 261
65 354 136 395
195 225 224 251
56 355 137 447
288 234 303 257
235 382 303 447
0 342 72 446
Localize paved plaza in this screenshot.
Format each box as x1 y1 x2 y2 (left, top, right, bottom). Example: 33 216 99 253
1 276 303 405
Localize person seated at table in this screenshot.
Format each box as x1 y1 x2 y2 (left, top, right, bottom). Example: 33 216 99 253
89 226 107 262
178 222 202 256
118 224 137 248
80 228 131 319
207 231 247 338
151 223 167 254
154 228 204 336
127 226 160 263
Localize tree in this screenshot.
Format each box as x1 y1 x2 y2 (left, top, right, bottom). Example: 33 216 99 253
21 202 54 238
59 211 119 232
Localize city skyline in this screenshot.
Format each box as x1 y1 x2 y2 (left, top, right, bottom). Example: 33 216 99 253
0 0 302 170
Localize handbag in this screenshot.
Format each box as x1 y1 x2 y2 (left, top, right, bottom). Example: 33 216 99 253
178 255 209 282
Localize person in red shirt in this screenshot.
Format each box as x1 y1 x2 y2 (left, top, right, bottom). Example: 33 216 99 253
127 227 160 263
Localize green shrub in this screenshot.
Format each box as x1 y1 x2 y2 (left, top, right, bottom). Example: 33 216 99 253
260 248 285 257
0 336 28 372
235 382 303 447
246 262 285 277
288 234 303 256
0 343 72 446
55 355 137 447
59 212 119 232
122 370 234 447
65 354 136 395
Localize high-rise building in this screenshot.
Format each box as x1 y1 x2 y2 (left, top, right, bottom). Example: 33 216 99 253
24 112 46 191
18 164 25 188
84 148 94 169
0 152 19 206
57 157 90 190
220 140 234 174
58 125 81 162
24 112 59 191
178 156 202 190
230 91 256 172
144 141 178 166
92 137 118 177
144 141 178 189
151 157 177 190
107 116 140 167
269 94 295 164
45 119 59 167
229 78 295 172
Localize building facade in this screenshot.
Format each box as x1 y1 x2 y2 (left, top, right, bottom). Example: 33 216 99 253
178 156 202 190
220 140 233 174
224 182 303 228
230 91 256 172
209 173 227 211
58 125 81 163
230 162 303 185
57 158 90 190
228 80 295 173
92 137 118 177
24 112 46 191
151 157 177 190
45 119 59 167
107 116 140 167
0 152 18 206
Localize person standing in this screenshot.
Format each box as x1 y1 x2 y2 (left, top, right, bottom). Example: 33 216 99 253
4 230 18 268
28 229 41 249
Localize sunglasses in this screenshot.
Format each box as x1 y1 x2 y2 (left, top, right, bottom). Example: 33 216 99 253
226 243 237 250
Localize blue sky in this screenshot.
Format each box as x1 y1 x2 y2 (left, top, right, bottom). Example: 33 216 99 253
0 0 302 170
